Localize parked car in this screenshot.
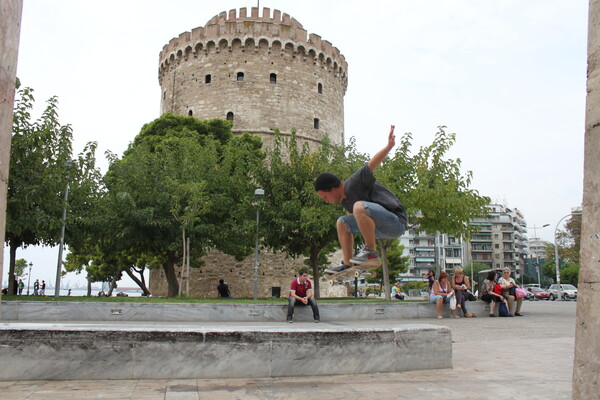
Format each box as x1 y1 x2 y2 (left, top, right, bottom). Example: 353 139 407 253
547 284 578 301
526 286 550 301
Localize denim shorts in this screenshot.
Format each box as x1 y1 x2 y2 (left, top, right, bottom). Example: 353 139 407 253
430 294 449 303
338 201 405 239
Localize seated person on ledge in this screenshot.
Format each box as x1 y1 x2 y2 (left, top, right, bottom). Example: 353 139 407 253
287 269 320 323
480 270 509 317
392 283 405 300
430 272 457 319
499 268 524 316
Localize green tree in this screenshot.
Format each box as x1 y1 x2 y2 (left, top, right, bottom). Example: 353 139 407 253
6 86 98 294
98 114 263 297
376 126 489 298
256 132 366 297
366 241 410 285
379 126 490 238
14 258 28 279
560 263 580 286
541 214 581 284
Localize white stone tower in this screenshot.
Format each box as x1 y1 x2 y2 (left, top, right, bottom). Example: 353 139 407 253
158 7 348 148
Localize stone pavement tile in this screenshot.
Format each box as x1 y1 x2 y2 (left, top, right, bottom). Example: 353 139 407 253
164 391 199 400
0 392 31 400
165 379 199 400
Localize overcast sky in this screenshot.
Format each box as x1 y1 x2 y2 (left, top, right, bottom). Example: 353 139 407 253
3 0 588 287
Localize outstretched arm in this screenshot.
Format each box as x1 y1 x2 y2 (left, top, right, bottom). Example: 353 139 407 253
367 125 395 171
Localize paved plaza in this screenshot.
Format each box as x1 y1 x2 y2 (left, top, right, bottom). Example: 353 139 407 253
0 300 576 399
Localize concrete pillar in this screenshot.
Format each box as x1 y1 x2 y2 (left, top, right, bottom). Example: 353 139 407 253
573 0 600 397
0 1 24 297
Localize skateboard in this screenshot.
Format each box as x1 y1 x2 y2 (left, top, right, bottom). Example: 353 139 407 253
327 262 379 285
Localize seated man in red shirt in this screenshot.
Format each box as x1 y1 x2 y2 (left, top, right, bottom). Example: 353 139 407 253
287 270 320 323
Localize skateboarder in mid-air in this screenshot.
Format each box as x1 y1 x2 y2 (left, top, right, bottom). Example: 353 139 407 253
314 125 407 276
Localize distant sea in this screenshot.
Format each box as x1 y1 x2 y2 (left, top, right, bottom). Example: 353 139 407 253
17 287 143 297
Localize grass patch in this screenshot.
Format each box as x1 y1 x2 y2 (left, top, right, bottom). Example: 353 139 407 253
0 295 425 304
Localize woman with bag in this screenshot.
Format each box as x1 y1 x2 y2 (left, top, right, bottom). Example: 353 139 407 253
480 270 509 317
451 267 476 318
430 272 458 319
499 268 524 316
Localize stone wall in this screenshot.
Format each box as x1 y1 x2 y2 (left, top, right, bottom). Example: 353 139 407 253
149 249 349 298
0 0 23 296
573 0 600 398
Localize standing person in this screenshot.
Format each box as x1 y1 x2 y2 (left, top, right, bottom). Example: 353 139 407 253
424 270 436 291
391 283 404 300
33 279 40 295
480 270 508 317
499 268 524 316
451 267 476 317
287 270 320 323
40 280 46 296
316 126 407 275
17 279 24 295
216 279 231 298
430 272 457 319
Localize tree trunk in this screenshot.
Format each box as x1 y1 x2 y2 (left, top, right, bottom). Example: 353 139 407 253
86 276 92 296
106 273 118 297
163 252 179 297
310 247 320 299
124 268 151 296
7 243 17 295
379 240 391 301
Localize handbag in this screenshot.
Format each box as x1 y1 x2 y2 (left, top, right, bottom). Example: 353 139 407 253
465 290 477 301
493 284 503 295
498 301 511 317
515 287 528 299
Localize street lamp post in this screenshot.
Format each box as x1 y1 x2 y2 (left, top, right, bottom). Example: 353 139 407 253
253 188 264 300
530 224 549 286
554 212 582 301
27 262 32 295
54 160 73 298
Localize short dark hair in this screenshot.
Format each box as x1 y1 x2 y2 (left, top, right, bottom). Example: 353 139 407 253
298 269 308 276
314 173 341 191
486 271 496 281
219 279 224 284
438 272 448 282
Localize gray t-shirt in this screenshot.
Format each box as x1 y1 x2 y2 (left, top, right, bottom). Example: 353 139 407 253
340 164 407 225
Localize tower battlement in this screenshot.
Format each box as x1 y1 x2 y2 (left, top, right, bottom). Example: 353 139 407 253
159 7 347 84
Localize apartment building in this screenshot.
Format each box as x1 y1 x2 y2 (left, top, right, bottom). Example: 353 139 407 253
398 203 528 281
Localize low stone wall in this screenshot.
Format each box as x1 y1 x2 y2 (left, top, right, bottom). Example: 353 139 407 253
1 300 488 322
0 323 451 380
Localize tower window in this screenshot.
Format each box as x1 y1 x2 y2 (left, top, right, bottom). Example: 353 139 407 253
314 118 320 129
205 74 211 83
270 73 277 83
237 72 244 81
163 91 166 99
226 112 234 121
188 110 193 116
317 83 323 94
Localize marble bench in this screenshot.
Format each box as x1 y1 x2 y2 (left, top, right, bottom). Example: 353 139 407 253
0 300 488 322
0 322 451 380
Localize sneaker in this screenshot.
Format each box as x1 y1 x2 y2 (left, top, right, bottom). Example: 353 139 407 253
350 246 380 266
314 319 320 323
324 263 352 275
287 317 293 323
